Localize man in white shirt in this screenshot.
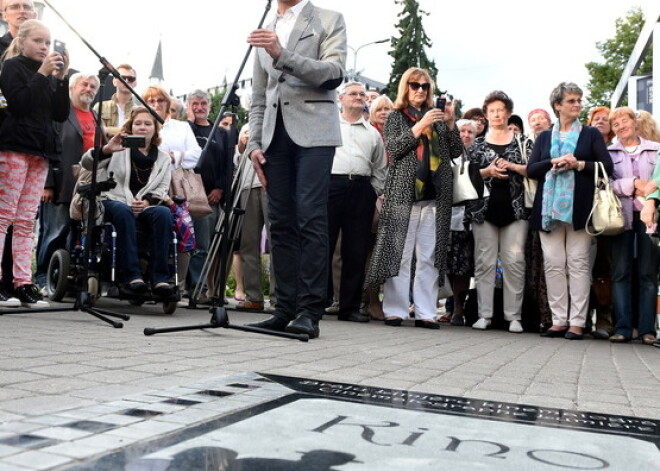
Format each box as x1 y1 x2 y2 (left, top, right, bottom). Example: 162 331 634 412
328 81 386 323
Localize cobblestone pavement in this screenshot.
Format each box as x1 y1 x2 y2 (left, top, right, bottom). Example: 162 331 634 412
0 298 658 469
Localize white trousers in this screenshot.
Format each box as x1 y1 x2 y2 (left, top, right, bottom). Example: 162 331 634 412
472 219 528 321
383 201 438 321
539 223 592 328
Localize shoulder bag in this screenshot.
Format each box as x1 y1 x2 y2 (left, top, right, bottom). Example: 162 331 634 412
452 153 489 205
585 161 625 236
516 134 537 208
170 166 213 219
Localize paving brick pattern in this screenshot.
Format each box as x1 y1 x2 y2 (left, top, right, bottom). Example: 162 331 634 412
0 299 659 468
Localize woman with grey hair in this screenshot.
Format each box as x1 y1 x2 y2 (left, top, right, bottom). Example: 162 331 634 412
527 82 612 340
465 91 531 333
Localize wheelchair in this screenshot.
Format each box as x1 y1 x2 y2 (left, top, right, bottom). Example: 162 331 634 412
45 209 181 315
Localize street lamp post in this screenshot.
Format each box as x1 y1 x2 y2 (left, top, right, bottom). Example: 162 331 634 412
348 38 389 78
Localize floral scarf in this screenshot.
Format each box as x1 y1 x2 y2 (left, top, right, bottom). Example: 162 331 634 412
403 106 441 201
541 120 582 231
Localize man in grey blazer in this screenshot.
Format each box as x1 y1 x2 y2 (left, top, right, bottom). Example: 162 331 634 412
245 0 346 338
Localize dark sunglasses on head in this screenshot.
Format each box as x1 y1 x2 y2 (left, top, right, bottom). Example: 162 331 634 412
408 81 430 92
120 75 136 83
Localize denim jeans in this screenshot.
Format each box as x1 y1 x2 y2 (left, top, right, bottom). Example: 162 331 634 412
611 213 658 338
101 200 172 285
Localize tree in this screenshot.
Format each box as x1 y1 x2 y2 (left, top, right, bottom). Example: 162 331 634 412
584 7 653 112
208 85 247 128
385 0 438 98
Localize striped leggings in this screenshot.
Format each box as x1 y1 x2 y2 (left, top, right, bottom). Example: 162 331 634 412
0 151 48 286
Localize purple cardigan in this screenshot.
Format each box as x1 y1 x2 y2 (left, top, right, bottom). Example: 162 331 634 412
609 137 660 231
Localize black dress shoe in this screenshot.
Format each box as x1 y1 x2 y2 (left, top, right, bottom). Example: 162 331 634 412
286 315 320 339
338 312 370 323
540 328 568 338
246 315 289 332
384 317 403 326
415 320 440 329
565 331 584 340
152 282 175 297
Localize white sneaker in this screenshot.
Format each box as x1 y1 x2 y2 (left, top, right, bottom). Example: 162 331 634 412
472 318 491 330
509 320 523 333
21 300 50 308
0 297 20 308
324 301 339 314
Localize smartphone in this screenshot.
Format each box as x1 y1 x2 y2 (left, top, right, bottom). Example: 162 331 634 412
122 135 146 148
435 96 446 112
53 40 65 69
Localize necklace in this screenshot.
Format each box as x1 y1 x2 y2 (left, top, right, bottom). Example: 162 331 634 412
131 160 153 185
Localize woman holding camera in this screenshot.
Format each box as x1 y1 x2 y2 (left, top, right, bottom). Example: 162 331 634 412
466 91 531 333
0 19 69 307
367 67 462 329
80 107 174 296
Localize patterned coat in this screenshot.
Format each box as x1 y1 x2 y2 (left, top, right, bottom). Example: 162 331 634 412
366 109 462 285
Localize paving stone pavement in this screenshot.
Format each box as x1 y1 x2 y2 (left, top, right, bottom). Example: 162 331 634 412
0 298 659 469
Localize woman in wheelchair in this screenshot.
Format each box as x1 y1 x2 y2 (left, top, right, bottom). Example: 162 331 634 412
80 106 174 297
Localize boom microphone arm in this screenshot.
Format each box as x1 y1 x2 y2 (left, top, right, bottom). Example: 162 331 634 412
42 0 164 125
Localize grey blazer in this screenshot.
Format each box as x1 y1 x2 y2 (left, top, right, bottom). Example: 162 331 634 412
246 2 347 156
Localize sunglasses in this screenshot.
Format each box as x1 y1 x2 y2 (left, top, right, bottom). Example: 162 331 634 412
408 81 430 92
120 75 136 83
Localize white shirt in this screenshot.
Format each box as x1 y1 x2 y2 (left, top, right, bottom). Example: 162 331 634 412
274 0 309 47
332 114 387 195
160 119 202 169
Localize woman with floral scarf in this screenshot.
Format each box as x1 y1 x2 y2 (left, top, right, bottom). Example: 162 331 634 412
527 82 612 340
366 67 462 329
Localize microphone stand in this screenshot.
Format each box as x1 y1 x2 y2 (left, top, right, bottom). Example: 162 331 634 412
0 68 129 327
143 0 307 342
41 0 163 125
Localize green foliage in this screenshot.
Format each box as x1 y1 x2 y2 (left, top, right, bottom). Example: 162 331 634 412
385 0 439 99
209 86 248 128
584 7 653 113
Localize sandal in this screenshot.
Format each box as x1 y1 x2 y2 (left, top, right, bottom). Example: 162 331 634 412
436 313 452 323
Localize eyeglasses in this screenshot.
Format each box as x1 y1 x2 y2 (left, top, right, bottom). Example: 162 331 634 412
5 3 34 11
120 75 136 83
346 91 366 97
563 98 582 105
146 98 166 104
408 81 430 92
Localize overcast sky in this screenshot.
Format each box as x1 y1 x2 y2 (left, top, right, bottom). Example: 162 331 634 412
43 0 658 123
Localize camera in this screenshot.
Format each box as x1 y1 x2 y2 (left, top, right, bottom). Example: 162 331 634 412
435 96 446 112
122 135 146 148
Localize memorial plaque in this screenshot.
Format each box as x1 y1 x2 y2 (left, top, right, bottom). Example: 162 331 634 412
62 374 660 470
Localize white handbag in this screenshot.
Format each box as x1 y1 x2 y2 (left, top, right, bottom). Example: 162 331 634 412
515 134 537 208
585 161 625 236
452 154 489 205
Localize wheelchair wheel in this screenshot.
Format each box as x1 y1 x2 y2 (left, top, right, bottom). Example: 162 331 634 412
162 301 177 315
87 276 99 306
47 249 70 301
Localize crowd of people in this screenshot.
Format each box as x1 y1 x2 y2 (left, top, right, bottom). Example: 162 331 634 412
0 0 659 346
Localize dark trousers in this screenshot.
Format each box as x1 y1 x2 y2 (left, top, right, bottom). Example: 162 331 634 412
263 117 334 322
611 213 658 338
102 200 172 285
327 176 376 315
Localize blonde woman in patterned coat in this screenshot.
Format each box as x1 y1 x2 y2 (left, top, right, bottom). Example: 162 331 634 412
366 67 462 329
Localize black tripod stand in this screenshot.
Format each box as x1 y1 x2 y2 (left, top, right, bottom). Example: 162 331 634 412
143 0 307 342
0 68 129 328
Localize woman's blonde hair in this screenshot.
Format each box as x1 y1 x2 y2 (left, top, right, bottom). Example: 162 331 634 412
393 67 435 110
369 94 393 123
635 110 660 143
3 19 49 61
